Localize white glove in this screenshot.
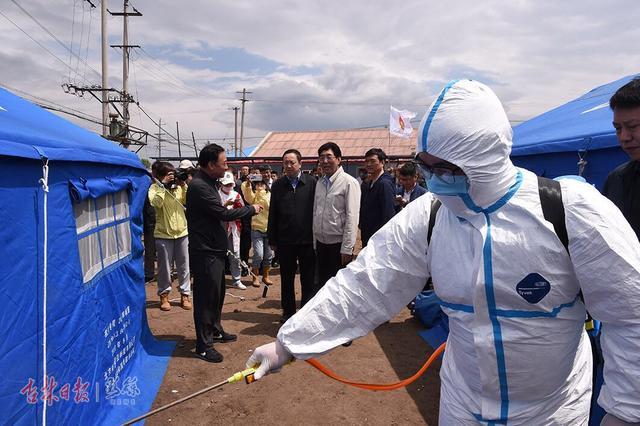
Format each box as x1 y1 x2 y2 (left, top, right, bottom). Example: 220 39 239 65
601 414 640 426
245 340 293 380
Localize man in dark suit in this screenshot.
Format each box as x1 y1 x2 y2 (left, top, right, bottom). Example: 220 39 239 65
603 78 640 241
186 144 262 363
268 149 317 322
395 161 428 212
359 148 396 247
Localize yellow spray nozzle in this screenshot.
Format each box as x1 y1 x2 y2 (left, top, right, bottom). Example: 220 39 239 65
227 367 257 384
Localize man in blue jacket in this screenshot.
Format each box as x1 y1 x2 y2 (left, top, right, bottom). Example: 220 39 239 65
359 148 396 247
394 161 427 212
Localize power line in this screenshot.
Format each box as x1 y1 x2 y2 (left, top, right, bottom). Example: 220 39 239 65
0 10 94 85
8 0 101 79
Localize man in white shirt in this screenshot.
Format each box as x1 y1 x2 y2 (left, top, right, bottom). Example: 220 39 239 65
313 142 361 290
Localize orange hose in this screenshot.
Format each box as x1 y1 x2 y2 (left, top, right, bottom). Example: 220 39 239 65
304 342 446 391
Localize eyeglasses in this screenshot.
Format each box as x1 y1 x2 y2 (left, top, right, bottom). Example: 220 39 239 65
318 154 336 162
412 156 463 184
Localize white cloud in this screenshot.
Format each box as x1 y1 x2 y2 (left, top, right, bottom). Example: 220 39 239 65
1 0 638 159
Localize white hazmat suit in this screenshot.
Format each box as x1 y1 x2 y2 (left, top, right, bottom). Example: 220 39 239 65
269 80 640 424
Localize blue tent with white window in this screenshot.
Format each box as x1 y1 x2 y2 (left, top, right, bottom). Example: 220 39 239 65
0 87 174 424
511 74 638 190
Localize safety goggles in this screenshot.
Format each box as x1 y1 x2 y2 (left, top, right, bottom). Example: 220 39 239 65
412 155 463 184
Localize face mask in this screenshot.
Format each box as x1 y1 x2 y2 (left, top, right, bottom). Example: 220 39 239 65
427 174 470 195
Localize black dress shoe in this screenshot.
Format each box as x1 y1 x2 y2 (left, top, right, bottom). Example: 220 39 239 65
212 331 237 343
195 348 223 363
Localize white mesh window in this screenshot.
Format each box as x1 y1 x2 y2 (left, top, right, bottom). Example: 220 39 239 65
114 190 129 220
117 222 131 258
100 228 119 268
73 187 132 284
78 233 102 283
73 199 96 235
96 195 112 225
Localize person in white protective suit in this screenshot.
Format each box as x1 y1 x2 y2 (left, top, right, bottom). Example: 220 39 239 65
246 80 640 425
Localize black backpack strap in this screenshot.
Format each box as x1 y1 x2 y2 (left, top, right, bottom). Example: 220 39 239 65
537 176 569 254
422 198 442 292
427 197 441 246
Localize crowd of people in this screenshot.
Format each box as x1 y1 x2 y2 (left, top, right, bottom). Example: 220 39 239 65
142 141 428 357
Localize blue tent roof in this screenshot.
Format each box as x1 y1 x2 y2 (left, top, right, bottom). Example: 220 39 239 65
0 87 145 170
512 74 639 156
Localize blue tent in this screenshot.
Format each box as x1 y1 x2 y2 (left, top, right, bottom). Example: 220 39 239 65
511 74 638 190
0 88 174 424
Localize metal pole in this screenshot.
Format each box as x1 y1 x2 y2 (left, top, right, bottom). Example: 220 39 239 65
122 0 129 126
122 378 230 425
158 118 162 158
176 121 182 158
101 0 109 136
237 88 252 157
234 107 239 157
191 131 198 157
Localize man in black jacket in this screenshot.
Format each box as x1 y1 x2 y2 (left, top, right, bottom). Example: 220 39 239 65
359 148 396 247
268 149 317 322
186 144 262 363
603 78 640 241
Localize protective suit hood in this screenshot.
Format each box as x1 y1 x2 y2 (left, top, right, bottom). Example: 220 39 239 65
417 80 518 215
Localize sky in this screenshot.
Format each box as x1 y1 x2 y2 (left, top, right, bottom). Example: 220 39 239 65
1 0 639 160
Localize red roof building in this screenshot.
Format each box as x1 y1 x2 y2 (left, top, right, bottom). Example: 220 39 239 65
250 128 417 160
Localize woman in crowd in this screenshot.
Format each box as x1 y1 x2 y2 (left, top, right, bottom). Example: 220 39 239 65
241 175 274 287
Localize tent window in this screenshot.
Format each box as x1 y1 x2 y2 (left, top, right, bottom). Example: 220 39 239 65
73 189 131 284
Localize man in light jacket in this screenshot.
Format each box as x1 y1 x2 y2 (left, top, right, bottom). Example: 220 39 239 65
313 142 361 290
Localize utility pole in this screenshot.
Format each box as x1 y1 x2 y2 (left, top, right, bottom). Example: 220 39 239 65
191 132 198 157
109 1 141 146
157 118 162 158
236 88 252 157
176 121 182 158
229 106 239 157
101 0 109 136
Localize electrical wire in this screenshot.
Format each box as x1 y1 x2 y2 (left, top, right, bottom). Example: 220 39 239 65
81 3 95 83
68 0 77 82
8 0 101 79
0 10 94 85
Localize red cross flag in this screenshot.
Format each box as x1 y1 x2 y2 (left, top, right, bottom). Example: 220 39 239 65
389 106 416 138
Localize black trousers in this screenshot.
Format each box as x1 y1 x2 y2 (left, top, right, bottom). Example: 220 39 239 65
143 230 156 279
191 253 226 353
239 219 252 263
315 241 343 290
278 244 316 318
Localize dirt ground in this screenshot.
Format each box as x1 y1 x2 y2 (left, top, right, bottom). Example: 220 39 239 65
144 264 442 425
